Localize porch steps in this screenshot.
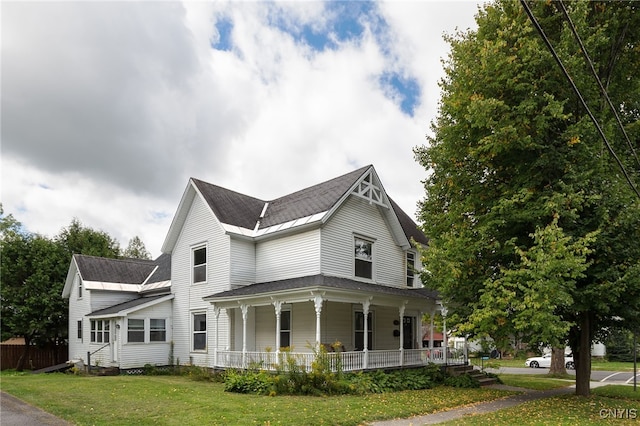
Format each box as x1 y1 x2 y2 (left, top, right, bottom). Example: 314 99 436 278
445 364 498 387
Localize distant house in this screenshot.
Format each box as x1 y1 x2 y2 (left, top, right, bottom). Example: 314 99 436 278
63 165 452 372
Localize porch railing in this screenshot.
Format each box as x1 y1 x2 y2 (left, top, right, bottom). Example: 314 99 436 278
214 348 466 371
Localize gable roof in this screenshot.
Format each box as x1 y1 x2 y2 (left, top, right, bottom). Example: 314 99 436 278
74 255 156 284
162 165 427 252
62 254 171 298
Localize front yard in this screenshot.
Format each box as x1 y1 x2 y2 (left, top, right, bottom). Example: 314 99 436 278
0 371 512 425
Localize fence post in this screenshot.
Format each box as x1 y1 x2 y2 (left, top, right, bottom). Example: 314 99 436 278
87 352 91 374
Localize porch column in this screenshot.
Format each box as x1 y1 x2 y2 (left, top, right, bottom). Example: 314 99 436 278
313 296 323 348
273 300 282 354
441 305 448 365
213 306 220 367
429 308 435 362
398 302 406 366
362 299 371 369
240 304 249 367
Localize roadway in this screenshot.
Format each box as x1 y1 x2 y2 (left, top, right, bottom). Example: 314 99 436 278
486 366 640 385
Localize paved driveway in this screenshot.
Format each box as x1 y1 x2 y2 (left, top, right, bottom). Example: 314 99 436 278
1 392 70 425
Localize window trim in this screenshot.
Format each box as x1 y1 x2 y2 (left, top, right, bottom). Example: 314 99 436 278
192 312 207 352
90 320 110 344
279 305 292 349
192 245 207 284
127 318 145 343
77 319 83 341
354 235 374 280
406 251 416 287
150 318 167 342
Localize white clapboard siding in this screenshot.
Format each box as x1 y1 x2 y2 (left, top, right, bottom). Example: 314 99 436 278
255 229 321 283
230 238 256 287
90 291 139 312
321 301 353 351
68 274 92 362
170 194 231 367
119 301 173 369
322 196 406 286
254 305 276 350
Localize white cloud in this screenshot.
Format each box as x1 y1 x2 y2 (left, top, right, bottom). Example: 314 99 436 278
1 1 480 258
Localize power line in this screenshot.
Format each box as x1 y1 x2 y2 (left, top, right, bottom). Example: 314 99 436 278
519 0 640 199
557 0 640 170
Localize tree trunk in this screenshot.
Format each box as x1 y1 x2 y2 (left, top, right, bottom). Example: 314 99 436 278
16 336 31 372
549 346 567 375
575 313 592 396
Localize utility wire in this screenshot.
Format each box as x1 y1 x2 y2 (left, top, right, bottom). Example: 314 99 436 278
557 0 640 170
519 0 640 199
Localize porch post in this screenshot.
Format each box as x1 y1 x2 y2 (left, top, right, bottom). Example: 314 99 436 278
429 308 435 362
273 300 282 354
399 302 406 367
362 299 371 369
441 305 448 365
313 296 323 348
213 306 220 367
240 304 249 367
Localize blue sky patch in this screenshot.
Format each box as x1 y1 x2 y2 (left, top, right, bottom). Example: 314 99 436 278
212 17 233 51
380 73 421 116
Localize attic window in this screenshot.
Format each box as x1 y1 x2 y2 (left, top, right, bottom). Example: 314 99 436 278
406 252 415 287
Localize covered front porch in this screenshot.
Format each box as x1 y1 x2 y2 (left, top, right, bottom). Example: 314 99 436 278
203 274 462 371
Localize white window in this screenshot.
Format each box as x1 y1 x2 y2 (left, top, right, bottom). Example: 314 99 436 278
193 246 207 284
280 307 291 349
90 320 110 343
406 252 416 287
150 319 166 342
127 319 145 343
354 237 373 279
193 313 206 351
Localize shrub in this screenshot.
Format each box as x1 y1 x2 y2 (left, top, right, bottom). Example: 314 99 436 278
444 374 480 388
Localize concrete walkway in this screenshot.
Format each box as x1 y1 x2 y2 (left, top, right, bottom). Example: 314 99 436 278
368 384 576 426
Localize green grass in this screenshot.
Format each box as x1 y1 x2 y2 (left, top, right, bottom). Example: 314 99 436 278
0 371 515 425
443 386 640 425
498 374 574 391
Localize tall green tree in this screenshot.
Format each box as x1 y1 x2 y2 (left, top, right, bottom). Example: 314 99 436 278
122 235 151 260
416 0 640 396
1 214 121 370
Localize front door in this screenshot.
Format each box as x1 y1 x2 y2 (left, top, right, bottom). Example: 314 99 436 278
403 316 414 349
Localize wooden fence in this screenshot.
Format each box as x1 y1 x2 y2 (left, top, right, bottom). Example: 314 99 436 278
1 344 68 370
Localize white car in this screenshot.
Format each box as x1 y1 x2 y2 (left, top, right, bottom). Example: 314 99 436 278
525 354 575 369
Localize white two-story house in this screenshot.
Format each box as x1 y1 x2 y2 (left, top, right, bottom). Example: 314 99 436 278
63 165 449 372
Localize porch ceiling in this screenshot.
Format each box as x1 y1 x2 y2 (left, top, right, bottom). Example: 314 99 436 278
203 274 439 310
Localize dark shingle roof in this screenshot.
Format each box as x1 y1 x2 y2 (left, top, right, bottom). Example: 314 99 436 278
75 255 156 284
191 178 266 230
87 294 171 317
205 274 438 300
389 198 429 246
191 165 428 245
147 253 171 283
259 165 370 228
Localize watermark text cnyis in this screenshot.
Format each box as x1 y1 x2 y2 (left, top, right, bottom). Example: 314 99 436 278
599 408 637 419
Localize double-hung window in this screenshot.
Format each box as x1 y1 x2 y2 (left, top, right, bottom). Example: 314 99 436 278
150 319 166 342
90 320 110 343
406 252 415 287
280 308 291 349
193 313 207 351
193 246 207 284
127 319 145 343
354 237 373 279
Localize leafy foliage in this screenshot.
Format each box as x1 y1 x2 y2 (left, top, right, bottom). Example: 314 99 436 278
415 0 640 396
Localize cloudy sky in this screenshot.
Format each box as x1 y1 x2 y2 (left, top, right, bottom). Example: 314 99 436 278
2 1 481 258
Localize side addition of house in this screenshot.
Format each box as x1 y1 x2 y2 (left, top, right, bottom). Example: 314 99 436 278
63 165 450 372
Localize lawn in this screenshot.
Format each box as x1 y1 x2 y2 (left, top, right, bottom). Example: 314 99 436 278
445 385 640 425
0 371 513 425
